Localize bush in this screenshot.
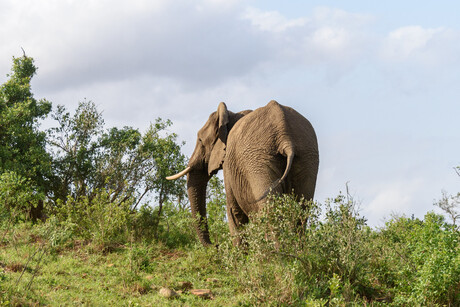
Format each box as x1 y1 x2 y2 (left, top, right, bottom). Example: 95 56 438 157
0 171 44 223
37 215 78 251
206 176 229 246
220 193 377 305
131 204 158 243
130 201 197 248
220 192 459 305
379 213 460 305
50 189 133 247
42 191 198 250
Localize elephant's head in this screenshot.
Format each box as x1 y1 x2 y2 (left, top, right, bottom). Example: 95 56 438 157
166 102 249 246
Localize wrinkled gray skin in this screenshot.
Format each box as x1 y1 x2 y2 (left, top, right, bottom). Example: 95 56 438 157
167 100 319 246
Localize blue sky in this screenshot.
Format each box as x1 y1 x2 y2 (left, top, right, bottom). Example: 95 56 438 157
257 1 460 29
1 0 459 226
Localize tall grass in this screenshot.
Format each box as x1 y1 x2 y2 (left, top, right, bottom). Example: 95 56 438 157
219 193 460 305
1 188 459 305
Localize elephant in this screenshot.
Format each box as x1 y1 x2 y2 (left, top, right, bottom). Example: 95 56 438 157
167 100 319 246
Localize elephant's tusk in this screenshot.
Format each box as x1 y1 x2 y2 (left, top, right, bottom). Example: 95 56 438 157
166 167 191 180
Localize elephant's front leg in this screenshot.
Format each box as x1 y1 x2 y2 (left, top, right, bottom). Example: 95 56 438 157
225 187 248 246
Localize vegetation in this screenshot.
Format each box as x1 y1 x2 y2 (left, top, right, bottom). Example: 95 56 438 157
1 55 459 305
0 55 52 221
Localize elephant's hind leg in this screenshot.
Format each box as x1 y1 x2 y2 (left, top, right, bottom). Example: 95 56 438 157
225 187 248 246
290 155 318 201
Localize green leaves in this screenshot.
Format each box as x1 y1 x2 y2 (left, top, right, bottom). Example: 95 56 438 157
206 176 228 245
1 53 188 229
383 212 460 305
143 118 187 210
0 55 52 220
0 171 43 222
221 193 460 305
47 101 187 212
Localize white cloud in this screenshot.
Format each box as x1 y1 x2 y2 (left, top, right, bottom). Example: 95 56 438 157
381 26 443 60
375 25 460 94
311 27 352 55
1 0 266 91
0 2 376 91
242 7 307 33
312 6 374 28
3 2 459 92
367 180 421 213
242 6 374 66
362 178 430 226
380 26 460 65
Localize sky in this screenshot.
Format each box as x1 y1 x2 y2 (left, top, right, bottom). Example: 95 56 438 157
1 0 459 226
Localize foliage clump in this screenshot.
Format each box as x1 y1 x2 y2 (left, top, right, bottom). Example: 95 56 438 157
47 100 187 212
220 193 460 306
0 55 52 220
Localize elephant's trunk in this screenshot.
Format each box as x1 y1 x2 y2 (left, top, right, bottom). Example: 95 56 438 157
187 171 212 246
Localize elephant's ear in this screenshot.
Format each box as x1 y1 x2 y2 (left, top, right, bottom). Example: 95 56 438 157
208 102 229 175
217 102 229 143
208 139 225 175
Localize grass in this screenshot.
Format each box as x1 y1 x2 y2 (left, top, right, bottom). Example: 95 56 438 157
1 193 459 306
0 224 246 306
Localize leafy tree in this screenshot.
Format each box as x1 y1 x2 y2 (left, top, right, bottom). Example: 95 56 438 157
435 166 460 230
47 101 187 211
0 55 52 220
144 119 187 213
47 101 104 201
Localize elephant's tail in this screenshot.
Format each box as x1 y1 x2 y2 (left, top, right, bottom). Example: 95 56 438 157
256 147 294 202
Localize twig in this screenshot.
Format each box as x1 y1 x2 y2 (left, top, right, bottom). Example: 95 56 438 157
14 244 41 288
13 226 51 291
26 245 47 291
454 167 460 178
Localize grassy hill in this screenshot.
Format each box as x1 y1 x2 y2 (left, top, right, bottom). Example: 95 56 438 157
1 193 459 306
1 226 243 306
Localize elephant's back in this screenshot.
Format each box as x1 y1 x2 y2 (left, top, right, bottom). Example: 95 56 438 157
230 100 318 156
225 100 319 205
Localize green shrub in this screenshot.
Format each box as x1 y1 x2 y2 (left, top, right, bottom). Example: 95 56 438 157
51 189 132 247
380 213 460 305
40 190 197 250
220 193 377 305
0 171 44 223
206 176 229 246
37 215 77 251
154 201 197 248
231 194 460 306
131 204 158 243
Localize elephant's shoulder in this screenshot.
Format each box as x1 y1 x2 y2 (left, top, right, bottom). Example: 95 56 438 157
259 100 295 119
264 100 284 112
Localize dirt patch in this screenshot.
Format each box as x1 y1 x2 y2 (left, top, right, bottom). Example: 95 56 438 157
6 262 25 272
161 249 185 260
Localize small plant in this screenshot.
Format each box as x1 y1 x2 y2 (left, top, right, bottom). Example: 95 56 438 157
131 204 158 242
154 201 197 248
0 171 44 223
50 189 133 248
206 176 229 245
223 192 384 305
381 212 460 305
